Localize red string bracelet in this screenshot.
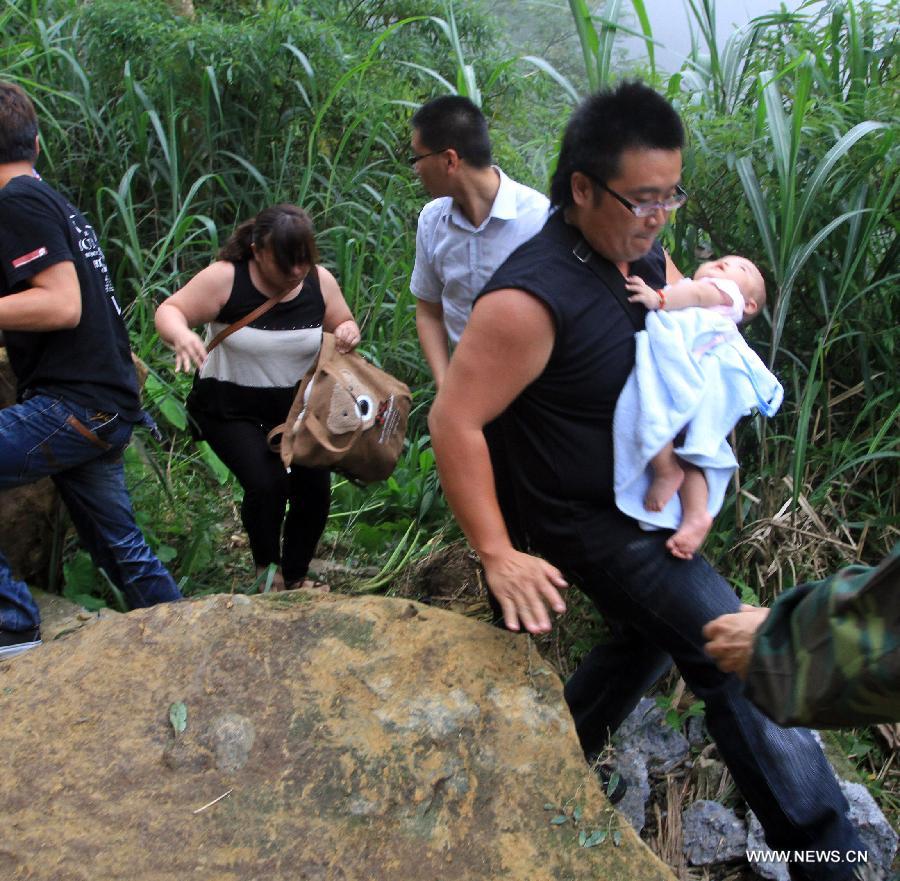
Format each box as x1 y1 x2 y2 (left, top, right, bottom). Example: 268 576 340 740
656 288 666 309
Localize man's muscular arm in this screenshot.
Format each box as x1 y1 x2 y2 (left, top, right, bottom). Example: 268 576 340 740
429 290 568 634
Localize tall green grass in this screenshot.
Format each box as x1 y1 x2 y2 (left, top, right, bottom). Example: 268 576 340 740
2 0 895 597
671 0 898 582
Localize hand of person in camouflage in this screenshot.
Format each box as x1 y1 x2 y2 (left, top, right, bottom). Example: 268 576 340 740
702 604 771 678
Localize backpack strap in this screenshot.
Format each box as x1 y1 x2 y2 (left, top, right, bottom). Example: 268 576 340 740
266 330 333 462
571 235 646 333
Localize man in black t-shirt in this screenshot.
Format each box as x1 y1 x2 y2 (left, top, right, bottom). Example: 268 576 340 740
429 82 870 876
0 81 181 659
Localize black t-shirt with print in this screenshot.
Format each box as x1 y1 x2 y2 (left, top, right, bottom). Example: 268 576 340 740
0 175 140 420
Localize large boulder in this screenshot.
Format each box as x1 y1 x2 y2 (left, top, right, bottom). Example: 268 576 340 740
0 349 58 586
1 592 675 881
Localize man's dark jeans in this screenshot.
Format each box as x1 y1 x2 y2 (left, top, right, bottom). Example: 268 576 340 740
0 394 181 632
563 530 867 881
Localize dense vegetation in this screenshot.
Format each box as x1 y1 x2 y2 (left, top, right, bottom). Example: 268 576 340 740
3 0 897 862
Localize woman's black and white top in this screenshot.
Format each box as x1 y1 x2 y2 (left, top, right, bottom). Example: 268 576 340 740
188 260 324 427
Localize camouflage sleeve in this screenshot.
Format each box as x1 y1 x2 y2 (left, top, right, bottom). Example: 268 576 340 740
743 544 900 728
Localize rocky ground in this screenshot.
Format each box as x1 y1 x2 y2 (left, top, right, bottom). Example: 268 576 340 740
10 526 898 880
393 541 900 881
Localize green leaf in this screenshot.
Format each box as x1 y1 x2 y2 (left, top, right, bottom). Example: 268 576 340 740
154 543 177 563
613 830 623 847
169 701 187 734
550 814 568 825
521 55 580 104
794 121 885 236
735 156 779 278
543 803 556 811
573 804 583 822
198 441 231 485
686 700 705 719
65 592 107 612
738 580 760 606
578 829 587 846
606 771 621 798
157 394 187 431
568 0 600 91
584 829 607 847
63 551 98 594
259 563 277 594
353 522 393 553
62 552 107 609
629 0 655 76
761 73 790 188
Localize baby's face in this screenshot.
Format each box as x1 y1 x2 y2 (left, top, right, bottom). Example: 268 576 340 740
695 255 762 296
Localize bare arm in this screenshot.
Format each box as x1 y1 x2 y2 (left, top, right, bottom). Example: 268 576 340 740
0 261 81 331
319 266 360 354
415 298 450 389
625 275 729 311
429 289 568 634
154 261 234 373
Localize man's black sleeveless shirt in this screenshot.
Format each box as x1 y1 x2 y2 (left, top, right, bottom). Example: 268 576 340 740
475 210 666 560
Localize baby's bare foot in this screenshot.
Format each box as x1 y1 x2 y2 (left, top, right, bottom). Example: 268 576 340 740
666 511 713 560
645 465 684 512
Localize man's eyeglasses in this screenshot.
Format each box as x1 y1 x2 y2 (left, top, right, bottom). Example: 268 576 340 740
589 176 688 218
408 148 449 166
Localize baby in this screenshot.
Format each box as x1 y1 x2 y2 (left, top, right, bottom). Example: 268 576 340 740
614 254 782 560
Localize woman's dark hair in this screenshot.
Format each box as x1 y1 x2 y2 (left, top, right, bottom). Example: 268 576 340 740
550 81 684 209
411 95 492 168
219 204 318 273
0 81 39 164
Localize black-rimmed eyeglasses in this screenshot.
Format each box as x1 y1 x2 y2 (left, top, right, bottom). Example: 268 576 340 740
408 148 449 166
589 176 688 218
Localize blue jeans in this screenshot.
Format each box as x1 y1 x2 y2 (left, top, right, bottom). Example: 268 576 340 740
0 394 181 631
561 530 866 880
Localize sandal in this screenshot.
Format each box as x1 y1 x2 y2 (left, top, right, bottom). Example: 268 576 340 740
286 578 330 593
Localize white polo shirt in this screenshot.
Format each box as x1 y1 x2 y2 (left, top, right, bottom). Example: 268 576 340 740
410 167 549 343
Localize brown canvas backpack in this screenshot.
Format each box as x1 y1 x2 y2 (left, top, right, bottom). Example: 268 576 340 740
269 333 411 484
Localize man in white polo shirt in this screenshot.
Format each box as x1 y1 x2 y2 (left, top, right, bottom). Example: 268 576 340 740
410 96 627 806
409 96 549 388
